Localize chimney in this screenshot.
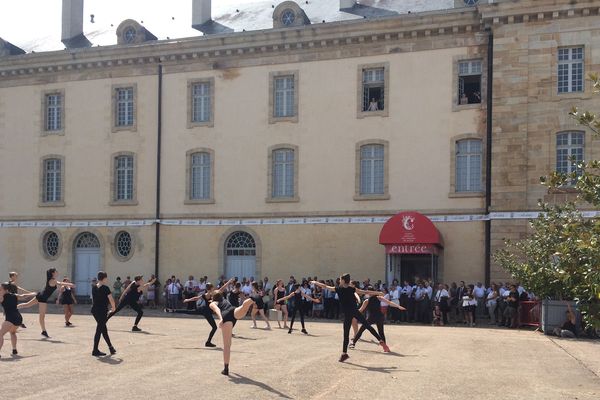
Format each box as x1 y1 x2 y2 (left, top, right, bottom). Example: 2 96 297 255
61 0 91 48
340 0 356 9
192 0 212 30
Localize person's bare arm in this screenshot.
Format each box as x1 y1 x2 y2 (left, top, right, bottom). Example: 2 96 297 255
209 302 223 325
183 295 202 304
311 281 335 292
301 292 320 303
216 278 235 294
379 296 405 310
142 278 157 289
120 282 134 303
359 299 368 313
57 281 76 288
276 292 295 304
356 288 384 297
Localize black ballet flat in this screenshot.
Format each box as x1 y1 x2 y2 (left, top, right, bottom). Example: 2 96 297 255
205 342 216 348
92 350 106 357
41 331 49 338
20 324 27 329
339 353 349 363
301 329 308 335
12 349 18 355
109 347 117 355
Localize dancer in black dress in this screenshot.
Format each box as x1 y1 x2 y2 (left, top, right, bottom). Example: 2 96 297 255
276 283 319 334
0 282 35 358
58 278 77 327
250 282 271 329
351 286 405 349
312 274 389 362
209 292 255 376
91 271 116 357
175 278 234 347
8 272 32 329
273 280 289 329
18 268 75 337
108 276 156 332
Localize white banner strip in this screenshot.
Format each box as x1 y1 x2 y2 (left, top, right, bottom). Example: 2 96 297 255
2 211 599 229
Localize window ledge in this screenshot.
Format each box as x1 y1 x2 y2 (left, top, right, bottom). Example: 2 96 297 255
41 130 65 137
111 125 137 133
452 103 482 112
268 115 298 124
357 110 389 119
38 201 65 208
354 194 390 201
184 199 216 205
187 121 214 129
266 196 300 203
448 191 485 198
109 200 139 206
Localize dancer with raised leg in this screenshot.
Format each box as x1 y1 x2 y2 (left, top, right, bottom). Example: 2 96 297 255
108 276 155 332
0 282 35 358
351 285 405 350
209 292 255 376
312 275 389 362
17 268 75 338
276 283 319 335
91 271 116 357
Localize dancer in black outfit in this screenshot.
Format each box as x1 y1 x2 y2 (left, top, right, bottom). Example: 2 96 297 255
209 292 255 376
250 282 271 329
174 278 234 347
276 284 319 335
91 271 116 357
8 272 32 329
273 280 289 329
312 275 389 362
352 286 405 349
228 282 242 307
58 278 77 327
18 268 75 337
108 276 155 332
0 282 35 358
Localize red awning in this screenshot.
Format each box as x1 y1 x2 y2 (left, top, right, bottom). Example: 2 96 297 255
379 211 443 255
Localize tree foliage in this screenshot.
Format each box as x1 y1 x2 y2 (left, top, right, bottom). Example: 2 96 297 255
495 73 600 329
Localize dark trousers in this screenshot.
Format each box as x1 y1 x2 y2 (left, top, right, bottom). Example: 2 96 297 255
92 311 113 351
399 295 409 322
354 315 385 343
109 301 143 326
173 307 217 343
408 298 416 321
343 309 382 353
289 306 305 330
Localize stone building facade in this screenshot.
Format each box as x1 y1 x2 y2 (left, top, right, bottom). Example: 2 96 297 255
0 0 598 295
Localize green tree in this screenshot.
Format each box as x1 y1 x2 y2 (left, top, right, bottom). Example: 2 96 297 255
495 74 600 329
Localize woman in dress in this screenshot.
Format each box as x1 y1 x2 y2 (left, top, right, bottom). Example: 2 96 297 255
17 268 75 337
272 280 289 329
58 277 77 327
0 282 35 357
250 282 271 329
8 272 31 329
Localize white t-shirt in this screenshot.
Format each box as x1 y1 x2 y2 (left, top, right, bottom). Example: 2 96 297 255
435 289 449 302
380 293 390 308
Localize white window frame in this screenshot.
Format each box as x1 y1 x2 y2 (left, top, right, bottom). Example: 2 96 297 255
110 152 137 205
267 145 299 202
359 144 385 195
39 155 65 207
268 71 299 124
191 152 211 200
556 131 584 184
357 63 389 118
354 140 389 201
112 84 137 132
41 90 65 135
558 47 584 94
455 139 483 193
187 78 215 128
458 60 482 105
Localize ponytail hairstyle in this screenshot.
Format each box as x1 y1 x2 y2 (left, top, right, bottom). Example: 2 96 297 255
46 267 57 281
97 271 108 281
341 273 351 284
1 282 18 294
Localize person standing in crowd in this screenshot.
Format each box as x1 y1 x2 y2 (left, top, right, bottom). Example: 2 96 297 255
183 282 196 311
228 282 242 307
552 303 577 338
109 276 156 332
462 286 476 327
434 283 449 325
17 268 75 338
389 283 401 323
301 281 313 317
312 286 324 318
112 277 123 301
167 277 181 309
449 282 458 323
456 281 466 323
146 275 157 309
58 278 77 327
504 284 520 329
473 282 486 319
379 287 390 320
312 275 389 363
486 283 499 325
91 271 116 357
123 276 132 292
273 280 289 329
400 280 411 323
414 281 426 323
424 281 433 324
262 277 272 311
408 282 417 322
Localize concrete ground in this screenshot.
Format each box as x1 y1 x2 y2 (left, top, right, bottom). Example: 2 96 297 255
2 307 599 400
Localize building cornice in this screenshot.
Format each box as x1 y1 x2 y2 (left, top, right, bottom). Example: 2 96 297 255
479 0 600 26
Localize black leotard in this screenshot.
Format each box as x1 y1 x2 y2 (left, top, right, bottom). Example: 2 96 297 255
60 287 74 305
123 282 141 304
228 291 240 307
217 299 237 326
251 293 264 309
2 292 23 326
365 296 383 318
36 280 57 303
275 288 286 302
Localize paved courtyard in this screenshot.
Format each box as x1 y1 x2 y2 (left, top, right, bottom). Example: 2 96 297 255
2 307 599 400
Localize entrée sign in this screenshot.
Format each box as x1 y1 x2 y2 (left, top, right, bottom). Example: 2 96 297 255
385 244 438 255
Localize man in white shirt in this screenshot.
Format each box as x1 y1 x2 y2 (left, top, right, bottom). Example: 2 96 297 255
389 284 401 323
242 282 252 296
167 278 181 309
184 275 198 291
473 282 486 318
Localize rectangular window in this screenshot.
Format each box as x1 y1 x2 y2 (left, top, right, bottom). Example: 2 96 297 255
456 139 482 192
273 76 295 118
45 94 62 131
115 155 134 201
362 68 385 112
43 159 62 203
360 144 385 195
272 149 295 198
191 82 211 123
458 60 482 105
558 47 584 94
190 152 211 200
556 132 584 183
115 87 134 127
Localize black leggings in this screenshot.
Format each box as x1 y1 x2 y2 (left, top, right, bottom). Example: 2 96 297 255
353 315 385 343
289 306 305 330
343 309 382 353
92 311 113 351
173 307 217 343
110 301 143 326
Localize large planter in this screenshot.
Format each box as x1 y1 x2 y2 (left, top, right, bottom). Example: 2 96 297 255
541 300 577 335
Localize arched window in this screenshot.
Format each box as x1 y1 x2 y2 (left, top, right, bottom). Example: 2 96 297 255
360 144 385 195
455 139 482 192
190 152 212 200
556 131 584 181
272 148 295 198
75 232 100 248
226 232 256 256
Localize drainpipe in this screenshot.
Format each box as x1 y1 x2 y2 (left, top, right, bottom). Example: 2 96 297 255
154 64 163 279
484 28 493 287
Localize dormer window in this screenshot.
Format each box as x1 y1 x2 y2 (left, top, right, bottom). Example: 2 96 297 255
273 1 310 29
281 9 296 26
124 27 137 44
116 19 157 45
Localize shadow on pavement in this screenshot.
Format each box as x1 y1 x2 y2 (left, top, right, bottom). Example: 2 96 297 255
96 356 123 365
20 338 67 344
342 361 419 374
110 329 167 336
0 354 38 362
228 373 293 399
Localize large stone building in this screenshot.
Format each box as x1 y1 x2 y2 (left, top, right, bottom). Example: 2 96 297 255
0 0 598 296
